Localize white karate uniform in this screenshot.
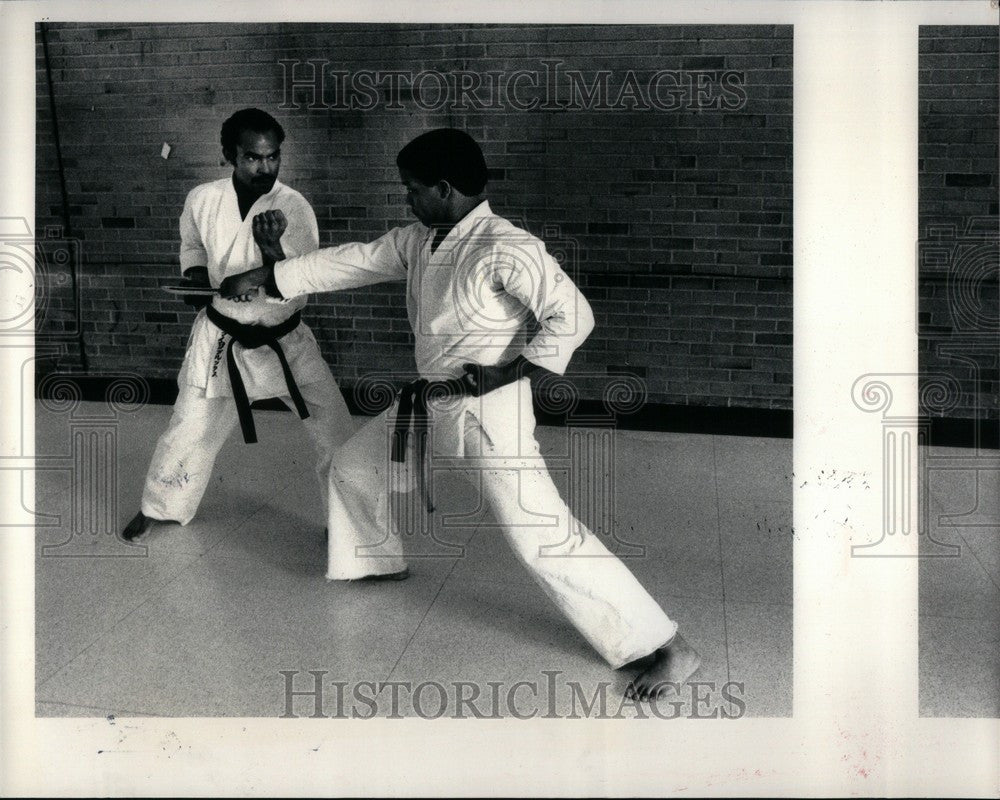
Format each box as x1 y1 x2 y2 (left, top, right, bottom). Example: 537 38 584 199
273 201 677 669
140 177 354 525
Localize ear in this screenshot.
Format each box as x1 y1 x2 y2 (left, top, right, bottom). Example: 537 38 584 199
222 147 236 166
435 180 453 200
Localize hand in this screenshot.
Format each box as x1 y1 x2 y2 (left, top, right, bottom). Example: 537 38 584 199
182 293 213 308
183 266 210 286
461 356 548 397
460 361 516 397
181 266 212 307
252 210 287 263
229 291 258 303
219 266 269 301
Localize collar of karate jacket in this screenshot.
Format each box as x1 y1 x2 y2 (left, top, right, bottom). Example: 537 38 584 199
423 199 494 252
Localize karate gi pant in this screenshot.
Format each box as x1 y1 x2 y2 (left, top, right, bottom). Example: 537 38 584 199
141 368 354 526
324 381 678 669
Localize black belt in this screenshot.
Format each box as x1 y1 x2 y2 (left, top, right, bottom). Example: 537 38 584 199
206 305 309 444
391 377 470 512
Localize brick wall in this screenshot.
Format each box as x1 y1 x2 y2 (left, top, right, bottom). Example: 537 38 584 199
918 26 999 423
35 23 792 410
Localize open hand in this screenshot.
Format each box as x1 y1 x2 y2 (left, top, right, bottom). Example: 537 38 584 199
219 266 269 301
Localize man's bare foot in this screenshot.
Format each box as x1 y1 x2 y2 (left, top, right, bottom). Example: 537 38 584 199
120 511 155 542
624 632 702 701
351 568 410 582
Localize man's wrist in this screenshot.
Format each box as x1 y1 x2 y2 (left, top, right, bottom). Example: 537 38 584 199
513 354 544 379
260 242 286 264
261 264 283 299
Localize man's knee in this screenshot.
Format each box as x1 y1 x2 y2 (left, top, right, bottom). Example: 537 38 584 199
164 403 224 441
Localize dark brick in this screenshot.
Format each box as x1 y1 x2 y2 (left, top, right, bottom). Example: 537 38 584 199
507 141 546 154
96 28 131 41
101 217 135 228
759 253 792 266
681 56 726 69
587 222 630 235
944 173 992 187
756 333 792 346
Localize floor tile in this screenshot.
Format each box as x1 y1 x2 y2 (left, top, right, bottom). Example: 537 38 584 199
537 426 720 501
35 547 200 687
387 582 728 719
927 464 999 529
35 700 155 719
718 498 793 606
918 529 1000 621
713 435 793 503
958 529 1000 590
725 600 793 718
37 552 443 717
31 404 793 720
919 614 1000 717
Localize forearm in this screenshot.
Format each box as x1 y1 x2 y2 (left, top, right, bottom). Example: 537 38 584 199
497 248 595 376
522 288 595 375
273 238 407 299
249 221 287 298
510 354 546 381
259 240 286 265
260 260 283 299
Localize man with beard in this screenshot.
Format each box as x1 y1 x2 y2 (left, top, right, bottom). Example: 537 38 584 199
121 108 355 542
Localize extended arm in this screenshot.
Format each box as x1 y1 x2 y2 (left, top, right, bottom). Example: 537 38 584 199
221 213 411 300
223 201 322 301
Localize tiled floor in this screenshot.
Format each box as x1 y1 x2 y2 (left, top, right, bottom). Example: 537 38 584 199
32 400 793 719
918 446 1000 717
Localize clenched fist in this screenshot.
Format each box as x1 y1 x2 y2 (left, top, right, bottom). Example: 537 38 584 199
252 209 287 263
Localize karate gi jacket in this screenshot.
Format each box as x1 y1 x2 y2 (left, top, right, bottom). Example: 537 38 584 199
273 200 595 458
177 177 331 400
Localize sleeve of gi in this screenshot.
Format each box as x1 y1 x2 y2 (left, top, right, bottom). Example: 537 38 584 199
495 242 595 376
178 189 208 275
279 195 320 259
273 225 412 298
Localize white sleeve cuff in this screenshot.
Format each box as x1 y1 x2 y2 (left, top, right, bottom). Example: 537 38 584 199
273 259 300 300
521 343 572 376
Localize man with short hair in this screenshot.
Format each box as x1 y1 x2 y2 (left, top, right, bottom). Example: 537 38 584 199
222 128 700 699
121 108 355 541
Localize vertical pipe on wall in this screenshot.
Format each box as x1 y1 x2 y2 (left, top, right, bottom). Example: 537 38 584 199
39 22 88 372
